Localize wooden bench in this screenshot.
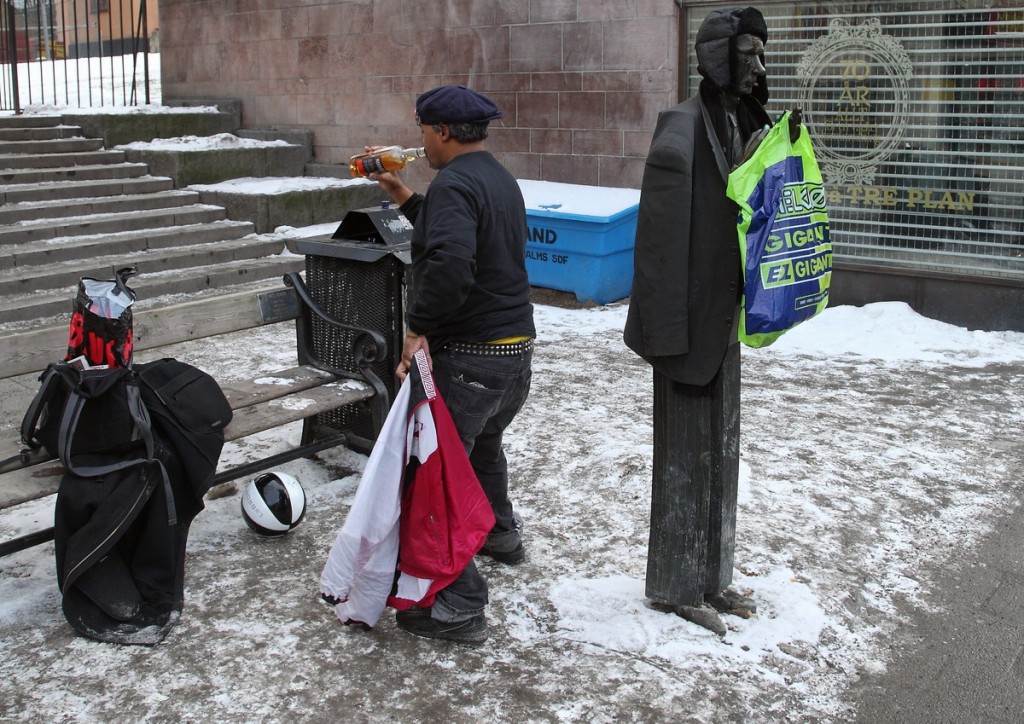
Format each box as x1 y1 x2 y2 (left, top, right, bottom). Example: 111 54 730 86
0 271 392 556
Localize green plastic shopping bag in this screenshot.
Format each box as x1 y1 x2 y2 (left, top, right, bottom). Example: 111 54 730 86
726 111 832 348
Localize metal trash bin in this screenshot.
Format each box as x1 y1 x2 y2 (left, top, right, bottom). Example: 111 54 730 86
292 204 411 448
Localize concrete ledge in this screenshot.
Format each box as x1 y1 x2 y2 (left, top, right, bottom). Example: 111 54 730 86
306 162 350 179
165 97 243 120
239 129 314 161
121 143 308 187
307 162 429 196
61 110 239 148
832 261 1024 332
190 178 389 233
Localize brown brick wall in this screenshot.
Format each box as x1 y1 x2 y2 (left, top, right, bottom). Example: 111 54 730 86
159 0 680 189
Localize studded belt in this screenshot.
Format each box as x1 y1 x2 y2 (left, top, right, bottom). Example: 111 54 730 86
445 338 534 356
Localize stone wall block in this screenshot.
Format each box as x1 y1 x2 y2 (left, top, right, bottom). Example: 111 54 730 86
446 0 498 28
496 0 531 25
448 26 511 74
496 151 542 181
531 128 572 153
529 0 577 24
517 92 559 129
573 129 622 156
259 39 300 80
298 37 330 77
558 92 606 130
624 129 655 157
540 153 599 186
243 93 299 127
282 6 310 38
489 127 531 153
580 0 635 21
563 21 602 72
599 154 646 189
403 1 445 29
531 72 583 92
606 90 673 132
480 73 532 93
510 23 562 73
251 9 285 41
310 3 370 36
603 17 671 71
294 93 336 127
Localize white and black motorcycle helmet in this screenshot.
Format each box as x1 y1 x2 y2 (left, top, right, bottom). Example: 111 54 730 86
241 471 306 536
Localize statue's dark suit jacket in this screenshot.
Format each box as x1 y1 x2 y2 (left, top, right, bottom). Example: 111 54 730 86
624 91 770 386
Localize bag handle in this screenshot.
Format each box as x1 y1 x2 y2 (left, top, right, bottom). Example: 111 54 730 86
112 266 137 301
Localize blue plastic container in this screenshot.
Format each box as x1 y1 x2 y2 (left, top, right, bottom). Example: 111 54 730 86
518 180 641 304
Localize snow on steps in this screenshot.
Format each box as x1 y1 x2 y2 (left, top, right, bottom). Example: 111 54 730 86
0 114 310 333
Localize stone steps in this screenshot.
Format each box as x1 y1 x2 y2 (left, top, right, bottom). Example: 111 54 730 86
0 161 149 185
0 113 301 332
0 175 174 204
0 253 303 325
0 204 230 245
0 137 106 155
0 189 201 224
0 149 126 169
0 219 256 274
0 223 274 293
0 115 63 129
0 125 84 142
0 108 384 339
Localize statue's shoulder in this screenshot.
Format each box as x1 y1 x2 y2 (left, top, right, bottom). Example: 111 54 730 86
661 95 702 120
652 97 703 148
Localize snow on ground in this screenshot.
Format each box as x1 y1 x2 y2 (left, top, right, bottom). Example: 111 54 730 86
18 53 165 113
0 300 1021 722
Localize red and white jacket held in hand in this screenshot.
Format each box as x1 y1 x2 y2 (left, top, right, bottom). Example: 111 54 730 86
319 350 494 627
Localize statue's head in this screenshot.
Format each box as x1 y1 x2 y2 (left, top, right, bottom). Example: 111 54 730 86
695 7 769 104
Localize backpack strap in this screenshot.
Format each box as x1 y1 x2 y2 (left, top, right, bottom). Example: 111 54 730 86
20 364 66 451
58 373 178 527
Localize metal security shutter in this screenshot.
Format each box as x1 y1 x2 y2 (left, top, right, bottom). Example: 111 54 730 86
682 1 1024 282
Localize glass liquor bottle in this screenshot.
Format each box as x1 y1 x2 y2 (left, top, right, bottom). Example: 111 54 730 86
349 146 425 177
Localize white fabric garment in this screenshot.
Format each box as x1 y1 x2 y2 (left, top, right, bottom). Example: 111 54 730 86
319 354 436 627
319 377 412 627
392 396 437 605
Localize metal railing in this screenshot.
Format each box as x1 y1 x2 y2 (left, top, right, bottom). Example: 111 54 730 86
0 0 151 112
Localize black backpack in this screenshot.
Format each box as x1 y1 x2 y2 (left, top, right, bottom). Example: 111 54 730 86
21 362 144 463
20 358 232 645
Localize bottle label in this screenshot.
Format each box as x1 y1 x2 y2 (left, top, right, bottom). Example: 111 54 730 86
357 156 388 175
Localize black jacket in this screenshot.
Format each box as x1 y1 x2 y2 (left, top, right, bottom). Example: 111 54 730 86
399 151 535 345
624 88 769 386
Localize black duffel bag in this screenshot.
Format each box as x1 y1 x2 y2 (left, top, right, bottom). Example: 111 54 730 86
19 358 231 645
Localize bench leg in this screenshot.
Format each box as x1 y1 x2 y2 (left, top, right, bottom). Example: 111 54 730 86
0 526 55 557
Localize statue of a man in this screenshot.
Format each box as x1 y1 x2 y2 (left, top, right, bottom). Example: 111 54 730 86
624 6 793 633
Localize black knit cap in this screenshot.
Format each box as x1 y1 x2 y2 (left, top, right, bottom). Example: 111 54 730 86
415 85 504 125
695 6 769 103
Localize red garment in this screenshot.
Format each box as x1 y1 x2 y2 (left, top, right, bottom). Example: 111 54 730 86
389 353 495 609
321 350 493 626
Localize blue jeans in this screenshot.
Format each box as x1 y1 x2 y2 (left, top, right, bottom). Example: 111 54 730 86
428 345 533 622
